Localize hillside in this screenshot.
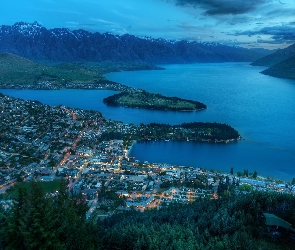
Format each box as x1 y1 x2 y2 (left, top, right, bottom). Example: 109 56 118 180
251 43 295 67
99 192 295 249
261 55 295 80
0 53 158 90
0 53 99 83
1 180 295 249
0 22 266 63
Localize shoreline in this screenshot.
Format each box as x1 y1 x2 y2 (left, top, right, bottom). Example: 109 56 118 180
126 140 137 158
127 140 292 182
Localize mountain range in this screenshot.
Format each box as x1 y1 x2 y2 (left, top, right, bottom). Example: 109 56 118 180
251 43 295 67
261 55 295 80
0 22 269 64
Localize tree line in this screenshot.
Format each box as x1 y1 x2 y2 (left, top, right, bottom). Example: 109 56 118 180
99 122 240 143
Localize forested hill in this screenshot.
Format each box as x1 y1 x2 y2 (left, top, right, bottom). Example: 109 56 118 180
261 55 295 80
99 192 295 249
0 22 266 64
250 42 295 81
251 43 295 67
1 181 295 249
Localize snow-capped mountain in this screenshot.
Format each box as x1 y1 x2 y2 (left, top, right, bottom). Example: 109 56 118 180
0 22 265 63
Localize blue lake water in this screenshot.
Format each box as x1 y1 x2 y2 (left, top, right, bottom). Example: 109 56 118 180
1 63 295 180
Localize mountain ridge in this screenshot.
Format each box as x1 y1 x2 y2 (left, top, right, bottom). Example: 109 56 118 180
261 55 295 80
251 43 295 67
0 21 267 63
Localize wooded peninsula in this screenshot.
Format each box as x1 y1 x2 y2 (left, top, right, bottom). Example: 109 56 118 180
103 90 207 111
99 122 240 143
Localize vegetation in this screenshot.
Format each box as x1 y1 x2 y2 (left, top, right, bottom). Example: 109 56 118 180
100 122 240 142
0 53 100 86
103 90 207 111
0 53 161 90
251 43 295 67
239 184 254 192
0 181 100 250
261 55 295 80
1 181 295 249
3 181 61 199
98 192 295 249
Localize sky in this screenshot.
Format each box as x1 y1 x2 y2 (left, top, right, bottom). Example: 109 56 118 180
2 0 295 49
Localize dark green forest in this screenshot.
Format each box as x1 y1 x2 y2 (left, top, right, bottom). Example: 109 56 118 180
1 181 295 249
100 122 240 143
99 192 295 250
0 181 100 250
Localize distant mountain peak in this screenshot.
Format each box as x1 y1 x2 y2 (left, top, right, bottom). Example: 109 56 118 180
12 21 44 36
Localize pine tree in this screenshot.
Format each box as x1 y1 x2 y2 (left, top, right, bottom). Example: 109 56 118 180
4 186 28 249
23 181 57 250
230 167 234 175
253 170 258 179
1 180 101 250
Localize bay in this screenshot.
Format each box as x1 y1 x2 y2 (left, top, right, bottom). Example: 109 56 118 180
1 63 295 180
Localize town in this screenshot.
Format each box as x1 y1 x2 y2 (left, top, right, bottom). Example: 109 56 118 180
0 93 294 219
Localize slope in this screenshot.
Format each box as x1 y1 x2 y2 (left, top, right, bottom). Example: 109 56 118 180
261 55 295 80
0 53 158 90
0 53 101 86
251 43 295 67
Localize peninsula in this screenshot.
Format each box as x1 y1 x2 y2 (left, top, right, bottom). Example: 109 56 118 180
103 90 206 111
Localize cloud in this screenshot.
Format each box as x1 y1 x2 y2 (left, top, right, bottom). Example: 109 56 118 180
232 25 295 43
256 38 288 44
91 18 119 26
174 0 266 15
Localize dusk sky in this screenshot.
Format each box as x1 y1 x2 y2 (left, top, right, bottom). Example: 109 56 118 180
2 0 295 49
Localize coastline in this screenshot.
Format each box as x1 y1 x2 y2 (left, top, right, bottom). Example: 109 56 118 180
126 139 291 184
126 140 137 158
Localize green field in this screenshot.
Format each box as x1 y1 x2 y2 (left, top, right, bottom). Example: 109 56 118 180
3 180 61 199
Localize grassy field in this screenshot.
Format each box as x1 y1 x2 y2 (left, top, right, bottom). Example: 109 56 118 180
3 180 61 199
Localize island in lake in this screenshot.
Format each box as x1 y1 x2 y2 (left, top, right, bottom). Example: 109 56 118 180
103 90 207 111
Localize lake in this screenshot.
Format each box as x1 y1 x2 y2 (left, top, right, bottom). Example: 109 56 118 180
1 63 295 181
